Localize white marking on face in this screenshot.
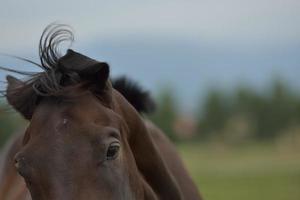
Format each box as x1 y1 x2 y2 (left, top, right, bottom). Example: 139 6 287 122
55 118 69 133
63 118 68 125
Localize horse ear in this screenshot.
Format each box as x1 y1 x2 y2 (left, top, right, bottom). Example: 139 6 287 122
58 49 110 92
83 62 110 93
6 75 37 120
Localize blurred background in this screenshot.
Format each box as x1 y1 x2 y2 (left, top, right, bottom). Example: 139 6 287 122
0 0 300 199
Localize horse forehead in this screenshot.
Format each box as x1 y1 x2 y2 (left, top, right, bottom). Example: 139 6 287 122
32 97 117 128
34 96 94 115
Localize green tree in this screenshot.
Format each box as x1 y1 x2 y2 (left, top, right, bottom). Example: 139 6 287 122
197 89 229 139
149 88 178 141
195 78 300 142
0 104 25 148
256 79 298 139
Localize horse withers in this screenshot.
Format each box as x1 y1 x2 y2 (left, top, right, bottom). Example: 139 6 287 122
0 24 202 200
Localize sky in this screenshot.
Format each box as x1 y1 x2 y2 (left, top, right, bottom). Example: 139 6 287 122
0 0 299 113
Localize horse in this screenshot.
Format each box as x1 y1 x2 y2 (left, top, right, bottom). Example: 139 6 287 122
0 24 202 200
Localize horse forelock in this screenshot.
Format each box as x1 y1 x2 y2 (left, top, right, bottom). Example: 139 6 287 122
1 23 156 120
0 23 76 97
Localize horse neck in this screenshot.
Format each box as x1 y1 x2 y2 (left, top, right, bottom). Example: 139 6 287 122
112 90 183 200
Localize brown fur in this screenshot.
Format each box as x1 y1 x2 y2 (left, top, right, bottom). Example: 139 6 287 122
1 74 202 200
0 24 202 199
1 77 202 200
0 133 31 200
0 112 202 200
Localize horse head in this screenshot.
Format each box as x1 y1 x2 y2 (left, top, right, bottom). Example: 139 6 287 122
5 24 182 200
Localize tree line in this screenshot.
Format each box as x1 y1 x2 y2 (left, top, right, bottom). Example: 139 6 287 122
0 78 300 148
150 79 300 142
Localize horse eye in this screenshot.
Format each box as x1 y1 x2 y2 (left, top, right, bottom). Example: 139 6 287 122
106 142 120 160
14 156 28 178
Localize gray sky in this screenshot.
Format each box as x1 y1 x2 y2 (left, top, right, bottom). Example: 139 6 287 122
0 0 300 113
1 0 300 50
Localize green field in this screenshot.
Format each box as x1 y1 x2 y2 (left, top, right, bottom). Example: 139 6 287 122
178 142 300 200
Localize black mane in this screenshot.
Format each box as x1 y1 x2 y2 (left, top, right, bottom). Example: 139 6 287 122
112 77 156 114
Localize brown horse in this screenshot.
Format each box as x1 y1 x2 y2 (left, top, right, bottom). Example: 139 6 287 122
0 24 202 200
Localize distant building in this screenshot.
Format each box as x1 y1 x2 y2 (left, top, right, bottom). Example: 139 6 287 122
173 115 197 139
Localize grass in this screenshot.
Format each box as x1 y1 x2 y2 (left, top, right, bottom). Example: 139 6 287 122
178 142 300 200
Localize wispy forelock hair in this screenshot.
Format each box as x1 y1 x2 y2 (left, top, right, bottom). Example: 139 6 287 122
0 23 76 97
